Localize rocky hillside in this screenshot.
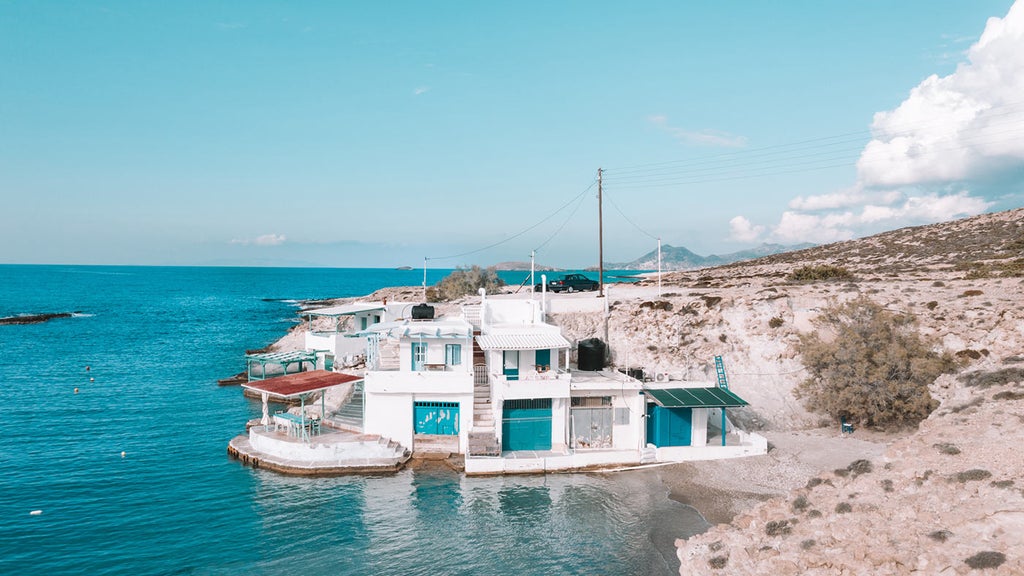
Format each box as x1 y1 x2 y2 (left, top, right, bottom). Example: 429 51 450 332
546 208 1024 432
556 208 1024 574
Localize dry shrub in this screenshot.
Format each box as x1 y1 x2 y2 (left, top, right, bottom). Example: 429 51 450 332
787 264 854 282
426 266 505 302
764 520 791 536
768 316 784 328
955 469 992 483
964 551 1005 569
795 296 954 429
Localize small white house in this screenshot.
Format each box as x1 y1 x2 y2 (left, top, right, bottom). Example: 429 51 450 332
360 314 476 454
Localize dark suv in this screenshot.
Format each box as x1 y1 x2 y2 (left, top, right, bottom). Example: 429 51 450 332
534 273 599 293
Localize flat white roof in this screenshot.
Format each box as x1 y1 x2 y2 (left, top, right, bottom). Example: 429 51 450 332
476 332 571 350
304 302 386 317
356 317 473 339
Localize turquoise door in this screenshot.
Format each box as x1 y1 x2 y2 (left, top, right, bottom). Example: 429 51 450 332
535 349 551 371
411 342 427 371
646 404 692 446
503 350 520 381
414 401 460 435
502 399 552 451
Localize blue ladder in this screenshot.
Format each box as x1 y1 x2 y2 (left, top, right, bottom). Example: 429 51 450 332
715 356 729 389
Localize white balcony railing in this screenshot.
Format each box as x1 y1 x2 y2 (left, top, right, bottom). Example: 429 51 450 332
492 371 570 401
364 370 474 395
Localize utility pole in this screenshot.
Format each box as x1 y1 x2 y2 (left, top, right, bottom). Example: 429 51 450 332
530 250 535 292
657 237 662 298
598 167 604 298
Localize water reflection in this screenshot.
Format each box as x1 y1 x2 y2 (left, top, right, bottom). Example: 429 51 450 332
244 465 705 576
497 484 552 524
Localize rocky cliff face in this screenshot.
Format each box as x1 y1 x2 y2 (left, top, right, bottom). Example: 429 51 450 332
549 208 1024 431
549 208 1024 573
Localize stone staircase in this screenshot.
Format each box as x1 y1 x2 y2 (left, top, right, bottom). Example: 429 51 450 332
468 328 501 456
325 380 364 432
369 434 410 460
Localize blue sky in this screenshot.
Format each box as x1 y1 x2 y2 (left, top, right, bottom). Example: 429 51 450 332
2 1 1022 268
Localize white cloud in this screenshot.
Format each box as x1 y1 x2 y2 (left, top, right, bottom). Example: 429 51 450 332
771 211 857 245
857 1 1024 188
728 216 765 242
413 86 430 96
649 114 747 148
765 189 991 245
231 234 287 246
744 3 1016 249
788 188 865 211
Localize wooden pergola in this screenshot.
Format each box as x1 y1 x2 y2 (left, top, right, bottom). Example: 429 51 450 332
245 350 319 381
242 370 364 440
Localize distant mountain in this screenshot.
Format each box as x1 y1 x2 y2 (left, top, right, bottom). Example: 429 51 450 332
608 242 815 271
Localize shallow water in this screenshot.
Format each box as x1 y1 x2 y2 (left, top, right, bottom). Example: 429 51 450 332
0 265 706 575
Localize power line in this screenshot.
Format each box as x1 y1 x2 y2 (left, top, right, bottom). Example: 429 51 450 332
602 100 1024 182
426 179 596 262
602 123 1024 189
605 192 658 240
533 185 592 252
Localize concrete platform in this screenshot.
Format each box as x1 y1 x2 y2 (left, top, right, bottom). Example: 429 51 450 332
227 427 411 476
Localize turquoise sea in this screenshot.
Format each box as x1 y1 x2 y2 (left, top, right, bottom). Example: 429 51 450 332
0 265 706 575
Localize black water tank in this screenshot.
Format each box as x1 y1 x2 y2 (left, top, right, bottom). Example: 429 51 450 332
577 338 606 371
411 303 435 320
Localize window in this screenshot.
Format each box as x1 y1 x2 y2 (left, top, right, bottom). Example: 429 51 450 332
446 344 462 366
571 396 612 407
411 342 427 371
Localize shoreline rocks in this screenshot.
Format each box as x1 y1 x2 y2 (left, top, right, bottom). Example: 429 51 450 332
0 312 78 325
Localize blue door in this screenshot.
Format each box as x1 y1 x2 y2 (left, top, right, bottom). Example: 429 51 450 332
646 404 692 446
535 348 551 371
411 342 427 371
503 350 520 380
502 399 552 451
414 401 460 435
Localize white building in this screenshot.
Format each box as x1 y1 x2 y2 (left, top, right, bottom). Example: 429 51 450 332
267 293 768 476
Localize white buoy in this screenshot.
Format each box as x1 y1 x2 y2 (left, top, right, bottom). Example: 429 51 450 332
74 388 79 394
30 510 42 516
121 451 126 458
89 377 95 382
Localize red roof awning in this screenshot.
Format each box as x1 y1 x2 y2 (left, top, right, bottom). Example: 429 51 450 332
242 370 363 399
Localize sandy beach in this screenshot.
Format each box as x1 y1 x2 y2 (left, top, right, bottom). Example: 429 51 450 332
657 428 890 525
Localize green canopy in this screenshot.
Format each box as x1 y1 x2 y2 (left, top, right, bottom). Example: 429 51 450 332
644 387 748 408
